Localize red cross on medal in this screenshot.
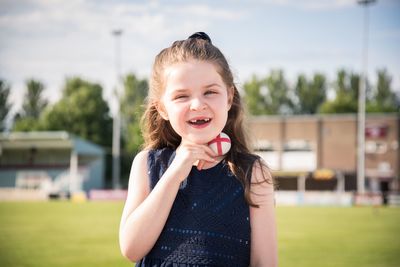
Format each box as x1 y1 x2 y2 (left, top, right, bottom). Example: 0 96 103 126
208 132 231 156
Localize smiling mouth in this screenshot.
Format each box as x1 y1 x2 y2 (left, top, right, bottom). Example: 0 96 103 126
188 118 212 126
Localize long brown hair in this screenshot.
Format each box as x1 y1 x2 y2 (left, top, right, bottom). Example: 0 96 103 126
141 32 272 207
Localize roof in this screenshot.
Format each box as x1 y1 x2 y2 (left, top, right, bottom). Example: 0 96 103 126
249 112 399 122
0 131 104 155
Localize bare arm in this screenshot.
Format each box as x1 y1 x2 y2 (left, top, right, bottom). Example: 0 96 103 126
119 144 217 262
249 161 278 267
119 150 181 261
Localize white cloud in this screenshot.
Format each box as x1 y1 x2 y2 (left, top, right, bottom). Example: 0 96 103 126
166 4 245 20
1 0 399 118
0 0 246 114
253 0 356 10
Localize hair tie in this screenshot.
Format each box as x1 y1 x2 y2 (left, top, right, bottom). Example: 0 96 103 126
188 32 212 44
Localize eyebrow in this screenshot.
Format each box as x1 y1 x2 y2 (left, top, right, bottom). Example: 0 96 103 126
170 89 189 94
169 83 222 95
204 83 222 89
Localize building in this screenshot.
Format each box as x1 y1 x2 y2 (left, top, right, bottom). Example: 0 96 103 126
248 113 399 205
0 131 105 200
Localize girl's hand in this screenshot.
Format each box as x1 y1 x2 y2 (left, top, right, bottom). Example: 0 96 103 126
170 141 217 181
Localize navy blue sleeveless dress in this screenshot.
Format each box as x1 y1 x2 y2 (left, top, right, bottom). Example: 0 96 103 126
135 148 251 267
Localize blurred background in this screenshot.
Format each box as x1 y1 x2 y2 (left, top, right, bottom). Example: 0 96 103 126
0 0 399 266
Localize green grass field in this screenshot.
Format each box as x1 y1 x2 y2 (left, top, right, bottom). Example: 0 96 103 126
0 202 399 267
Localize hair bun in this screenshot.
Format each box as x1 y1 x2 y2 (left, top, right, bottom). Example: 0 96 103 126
188 32 212 44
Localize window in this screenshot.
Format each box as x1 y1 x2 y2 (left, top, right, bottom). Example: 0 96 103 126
365 141 387 154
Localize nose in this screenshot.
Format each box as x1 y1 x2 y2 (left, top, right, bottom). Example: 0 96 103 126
190 97 207 110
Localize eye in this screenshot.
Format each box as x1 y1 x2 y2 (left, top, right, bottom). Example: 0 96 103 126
205 90 218 95
173 94 188 100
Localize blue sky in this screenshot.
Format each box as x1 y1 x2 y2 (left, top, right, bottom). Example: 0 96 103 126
0 0 399 115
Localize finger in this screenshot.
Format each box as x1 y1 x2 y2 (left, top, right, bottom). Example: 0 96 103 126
201 144 218 157
178 142 217 163
197 160 205 170
197 151 217 163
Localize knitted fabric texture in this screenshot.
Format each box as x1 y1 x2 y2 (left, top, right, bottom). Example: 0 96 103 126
135 148 251 267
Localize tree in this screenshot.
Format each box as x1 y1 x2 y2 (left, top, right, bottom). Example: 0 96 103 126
243 70 294 115
264 69 294 114
293 73 327 114
0 79 11 131
319 69 360 114
41 77 112 147
118 74 148 184
366 69 399 113
120 73 148 154
243 75 268 115
13 79 48 131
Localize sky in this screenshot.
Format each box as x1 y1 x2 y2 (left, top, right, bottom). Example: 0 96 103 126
1 0 399 116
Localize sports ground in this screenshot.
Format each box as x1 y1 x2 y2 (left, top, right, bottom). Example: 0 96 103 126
0 202 399 267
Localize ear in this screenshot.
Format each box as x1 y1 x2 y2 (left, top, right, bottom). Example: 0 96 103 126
227 86 234 110
156 102 169 121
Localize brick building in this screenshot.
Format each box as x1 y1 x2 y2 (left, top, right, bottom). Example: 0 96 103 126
248 113 399 198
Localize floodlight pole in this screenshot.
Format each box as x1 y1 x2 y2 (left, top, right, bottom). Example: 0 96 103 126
357 0 376 194
112 29 123 189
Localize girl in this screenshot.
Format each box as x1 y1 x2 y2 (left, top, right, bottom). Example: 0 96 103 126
119 32 277 267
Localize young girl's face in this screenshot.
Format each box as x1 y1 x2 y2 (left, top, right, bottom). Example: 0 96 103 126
159 59 232 145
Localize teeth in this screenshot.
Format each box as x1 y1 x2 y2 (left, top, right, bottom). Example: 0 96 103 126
190 118 210 123
189 118 211 124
